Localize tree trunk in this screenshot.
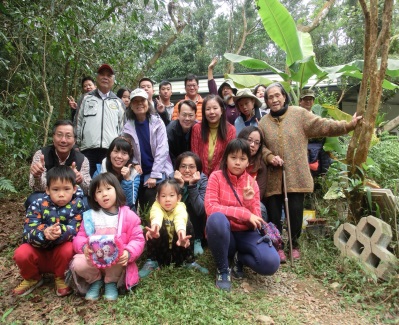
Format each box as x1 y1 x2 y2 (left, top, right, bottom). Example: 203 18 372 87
346 0 394 223
59 60 70 120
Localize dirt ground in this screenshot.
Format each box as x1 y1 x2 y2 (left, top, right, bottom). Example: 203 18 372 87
0 196 380 324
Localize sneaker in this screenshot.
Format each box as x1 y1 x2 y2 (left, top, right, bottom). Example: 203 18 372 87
278 249 287 264
291 248 301 260
13 278 44 296
55 277 72 297
194 239 204 256
231 252 244 280
184 261 209 274
215 269 232 292
104 282 118 301
138 259 159 278
85 279 103 301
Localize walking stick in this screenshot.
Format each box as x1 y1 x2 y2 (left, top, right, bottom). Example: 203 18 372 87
282 165 294 266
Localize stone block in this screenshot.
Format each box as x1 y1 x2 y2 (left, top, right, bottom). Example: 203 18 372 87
334 223 356 255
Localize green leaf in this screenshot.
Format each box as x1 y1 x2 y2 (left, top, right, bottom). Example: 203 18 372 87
324 137 346 155
289 56 328 88
322 104 352 122
225 73 291 93
256 0 302 66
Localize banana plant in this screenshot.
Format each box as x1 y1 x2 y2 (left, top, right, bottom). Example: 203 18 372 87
224 0 399 105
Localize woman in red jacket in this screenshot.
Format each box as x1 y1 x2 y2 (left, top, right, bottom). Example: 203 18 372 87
205 139 280 292
191 95 236 177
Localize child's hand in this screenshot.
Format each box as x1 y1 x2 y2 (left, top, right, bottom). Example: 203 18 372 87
243 176 256 200
189 171 201 185
118 250 129 266
176 230 191 248
174 170 184 187
248 214 264 231
145 224 160 240
121 164 133 180
44 223 61 240
83 244 93 262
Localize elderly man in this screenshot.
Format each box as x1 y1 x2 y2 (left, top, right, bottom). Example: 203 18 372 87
26 120 91 209
139 77 170 126
166 99 197 166
207 57 239 125
76 64 125 176
171 74 204 121
299 89 315 111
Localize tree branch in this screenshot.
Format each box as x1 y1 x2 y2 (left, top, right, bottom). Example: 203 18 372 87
297 0 336 33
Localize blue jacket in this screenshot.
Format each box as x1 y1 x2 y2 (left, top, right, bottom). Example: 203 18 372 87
93 158 140 209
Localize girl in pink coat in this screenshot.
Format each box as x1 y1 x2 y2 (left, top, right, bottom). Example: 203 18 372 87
71 173 145 301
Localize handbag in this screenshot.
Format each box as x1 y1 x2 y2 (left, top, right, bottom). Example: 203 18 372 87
88 210 124 269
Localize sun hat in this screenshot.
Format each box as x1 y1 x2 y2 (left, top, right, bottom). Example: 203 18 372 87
218 80 238 98
233 88 262 108
130 88 148 100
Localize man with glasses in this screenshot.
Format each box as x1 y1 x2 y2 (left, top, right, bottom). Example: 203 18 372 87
166 100 197 166
299 89 315 111
171 74 204 121
26 120 91 209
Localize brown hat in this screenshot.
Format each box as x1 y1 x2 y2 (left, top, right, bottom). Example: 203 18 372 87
97 64 115 75
233 88 262 108
300 89 315 99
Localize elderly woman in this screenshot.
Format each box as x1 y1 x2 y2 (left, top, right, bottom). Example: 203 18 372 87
122 88 173 211
258 83 362 263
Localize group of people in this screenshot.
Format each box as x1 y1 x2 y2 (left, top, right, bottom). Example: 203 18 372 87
13 61 362 300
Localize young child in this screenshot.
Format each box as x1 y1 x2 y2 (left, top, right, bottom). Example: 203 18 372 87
13 165 85 297
139 179 208 278
205 139 280 292
71 173 145 301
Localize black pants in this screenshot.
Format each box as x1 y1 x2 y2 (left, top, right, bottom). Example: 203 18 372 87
146 220 194 266
81 148 108 177
264 193 304 248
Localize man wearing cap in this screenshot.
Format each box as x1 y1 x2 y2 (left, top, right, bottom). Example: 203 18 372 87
171 74 204 122
139 77 170 126
299 89 315 111
207 57 240 125
233 88 265 135
76 64 125 176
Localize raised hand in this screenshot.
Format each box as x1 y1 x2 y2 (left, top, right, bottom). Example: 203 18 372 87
71 161 83 184
67 96 77 109
156 97 165 113
174 170 184 187
243 176 256 200
121 164 132 180
208 57 218 70
145 224 160 240
189 171 201 185
31 154 45 178
176 230 191 248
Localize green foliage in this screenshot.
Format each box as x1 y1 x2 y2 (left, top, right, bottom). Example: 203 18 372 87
0 177 17 197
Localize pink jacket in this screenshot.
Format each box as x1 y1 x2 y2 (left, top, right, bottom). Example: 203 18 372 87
73 206 145 289
205 170 261 231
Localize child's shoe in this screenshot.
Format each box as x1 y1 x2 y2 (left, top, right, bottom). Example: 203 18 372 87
138 259 159 278
55 277 72 297
194 239 204 256
184 261 209 274
277 249 287 263
13 278 44 296
104 282 118 301
85 279 103 301
215 268 232 292
231 252 244 280
291 248 301 260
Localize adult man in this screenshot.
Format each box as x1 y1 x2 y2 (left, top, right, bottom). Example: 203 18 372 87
166 100 197 166
299 89 315 111
26 120 91 209
299 89 331 178
76 64 125 176
139 77 170 126
68 76 96 123
207 57 239 125
171 74 203 121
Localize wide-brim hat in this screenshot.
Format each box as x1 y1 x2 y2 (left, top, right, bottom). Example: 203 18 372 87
218 80 238 98
300 89 315 99
233 88 262 108
130 88 148 100
97 64 115 75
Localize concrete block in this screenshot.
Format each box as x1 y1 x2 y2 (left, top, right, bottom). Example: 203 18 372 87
365 215 392 247
334 223 356 256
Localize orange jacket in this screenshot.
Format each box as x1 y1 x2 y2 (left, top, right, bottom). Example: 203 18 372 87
171 94 204 122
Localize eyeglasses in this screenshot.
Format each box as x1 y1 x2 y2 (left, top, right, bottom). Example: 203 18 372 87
180 113 195 119
247 139 261 146
186 84 198 88
179 164 197 171
54 133 74 140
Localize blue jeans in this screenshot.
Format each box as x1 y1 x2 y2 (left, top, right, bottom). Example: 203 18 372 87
206 212 280 274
